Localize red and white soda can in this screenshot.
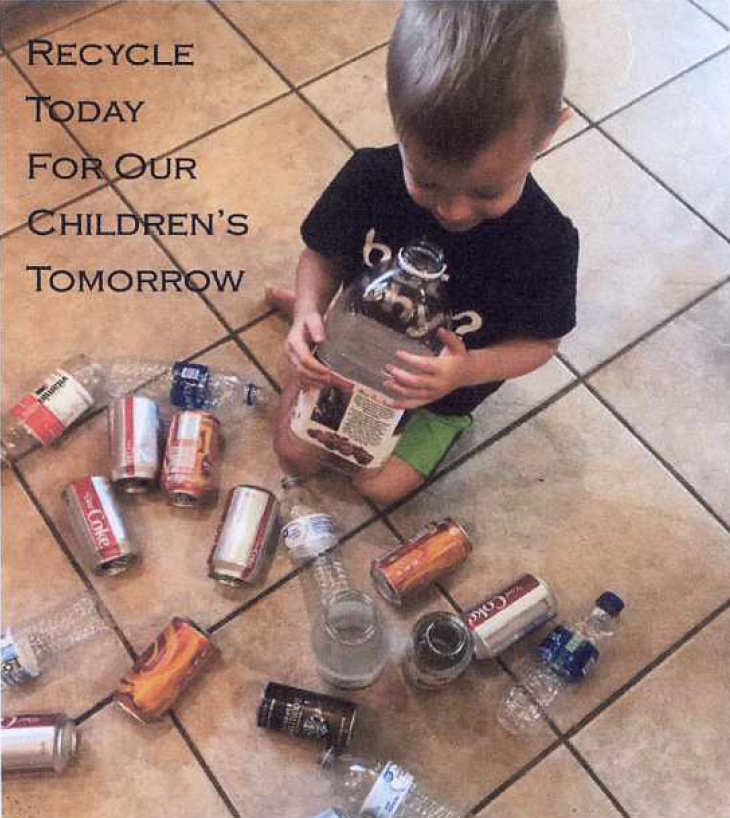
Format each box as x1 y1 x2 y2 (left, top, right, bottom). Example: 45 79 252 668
62 476 139 575
463 574 557 660
161 410 221 507
108 395 160 494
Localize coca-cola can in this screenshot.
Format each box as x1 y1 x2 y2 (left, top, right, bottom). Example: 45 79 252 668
370 518 472 606
114 617 219 723
463 574 557 660
62 475 138 575
108 395 160 493
161 410 221 507
208 485 278 586
257 682 357 749
1 712 78 773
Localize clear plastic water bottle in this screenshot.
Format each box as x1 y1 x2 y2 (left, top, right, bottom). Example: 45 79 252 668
1 355 106 462
321 750 459 818
280 476 386 689
291 239 451 471
497 591 625 734
1 593 108 689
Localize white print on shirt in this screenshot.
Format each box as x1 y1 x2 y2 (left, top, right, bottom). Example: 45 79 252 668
361 229 483 338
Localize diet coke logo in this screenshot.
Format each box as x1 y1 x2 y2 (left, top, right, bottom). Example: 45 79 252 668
78 482 118 556
466 575 538 628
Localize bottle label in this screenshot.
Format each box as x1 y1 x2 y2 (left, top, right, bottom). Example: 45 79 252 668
282 514 337 559
1 631 37 688
10 369 94 445
291 371 404 470
361 763 414 817
538 626 600 682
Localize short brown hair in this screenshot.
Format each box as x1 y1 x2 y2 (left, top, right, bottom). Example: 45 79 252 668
387 1 567 164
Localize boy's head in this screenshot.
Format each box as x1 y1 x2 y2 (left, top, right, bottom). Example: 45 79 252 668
387 1 570 230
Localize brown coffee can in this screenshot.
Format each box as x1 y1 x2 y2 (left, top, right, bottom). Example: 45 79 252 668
370 518 472 606
114 617 219 723
256 682 357 749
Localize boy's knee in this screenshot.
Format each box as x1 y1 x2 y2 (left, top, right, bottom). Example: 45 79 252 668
353 462 424 506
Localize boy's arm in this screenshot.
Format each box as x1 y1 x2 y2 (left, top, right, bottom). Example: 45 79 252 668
287 247 342 386
383 329 561 410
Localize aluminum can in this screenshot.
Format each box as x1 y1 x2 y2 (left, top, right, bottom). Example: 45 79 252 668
371 518 472 606
161 410 221 507
404 611 474 690
464 574 557 660
208 485 279 586
108 395 160 493
257 682 357 749
114 617 219 723
62 475 138 575
1 712 78 773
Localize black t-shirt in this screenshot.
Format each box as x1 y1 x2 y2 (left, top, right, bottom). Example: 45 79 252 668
301 145 579 416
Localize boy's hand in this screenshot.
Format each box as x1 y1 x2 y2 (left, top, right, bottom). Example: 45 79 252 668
383 328 468 409
286 310 332 388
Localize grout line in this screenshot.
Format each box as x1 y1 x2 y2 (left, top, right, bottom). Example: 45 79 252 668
209 0 357 153
571 276 730 382
9 462 138 661
169 711 243 818
227 333 282 393
579 375 730 534
74 693 114 726
295 41 390 91
562 741 632 818
465 737 563 815
0 1 125 55
207 568 299 634
686 0 730 29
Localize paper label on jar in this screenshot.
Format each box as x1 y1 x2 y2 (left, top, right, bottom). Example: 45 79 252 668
282 514 337 560
361 763 414 817
10 369 93 445
291 371 404 470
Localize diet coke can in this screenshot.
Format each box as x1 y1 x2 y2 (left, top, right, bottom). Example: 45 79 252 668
161 410 221 507
62 476 138 575
463 574 557 660
1 712 78 773
108 395 160 493
208 485 279 586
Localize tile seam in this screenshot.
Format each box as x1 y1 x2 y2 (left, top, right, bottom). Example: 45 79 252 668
169 710 243 818
562 741 632 818
0 1 125 55
685 0 730 29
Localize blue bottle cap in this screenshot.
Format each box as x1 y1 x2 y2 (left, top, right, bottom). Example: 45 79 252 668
596 591 624 617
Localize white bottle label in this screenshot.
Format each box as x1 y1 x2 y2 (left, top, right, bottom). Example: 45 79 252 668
11 369 94 445
361 763 414 817
282 514 338 560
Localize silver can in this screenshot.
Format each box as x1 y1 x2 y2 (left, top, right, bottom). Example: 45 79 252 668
62 475 139 575
1 712 78 773
208 485 278 586
463 574 557 660
108 395 160 493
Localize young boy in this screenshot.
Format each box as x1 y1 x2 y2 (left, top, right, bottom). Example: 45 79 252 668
272 0 578 505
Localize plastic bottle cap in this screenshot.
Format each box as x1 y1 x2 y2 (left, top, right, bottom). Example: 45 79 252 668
596 591 624 617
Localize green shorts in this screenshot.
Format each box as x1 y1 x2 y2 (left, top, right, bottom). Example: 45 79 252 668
393 409 473 478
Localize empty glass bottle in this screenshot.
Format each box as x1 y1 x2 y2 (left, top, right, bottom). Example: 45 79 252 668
497 591 625 734
404 611 473 690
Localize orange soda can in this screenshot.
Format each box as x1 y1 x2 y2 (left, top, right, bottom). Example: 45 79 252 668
114 617 219 723
161 410 221 507
370 518 472 606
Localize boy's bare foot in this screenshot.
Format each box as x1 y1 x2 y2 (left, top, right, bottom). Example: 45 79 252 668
265 285 295 318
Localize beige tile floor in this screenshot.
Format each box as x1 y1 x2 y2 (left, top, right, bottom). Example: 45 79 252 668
1 2 728 817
